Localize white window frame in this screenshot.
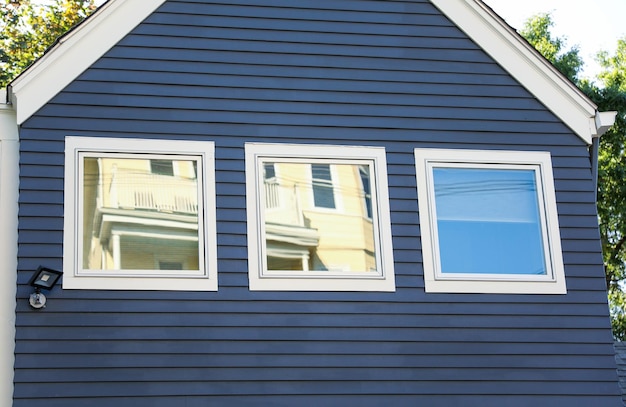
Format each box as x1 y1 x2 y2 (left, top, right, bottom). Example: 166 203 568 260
246 143 395 291
63 136 218 291
414 148 566 294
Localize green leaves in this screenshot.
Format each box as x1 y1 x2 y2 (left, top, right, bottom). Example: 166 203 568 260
0 0 96 88
598 38 626 90
610 289 626 341
519 13 583 83
593 45 626 339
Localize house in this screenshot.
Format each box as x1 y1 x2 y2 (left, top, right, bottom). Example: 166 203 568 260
0 0 621 405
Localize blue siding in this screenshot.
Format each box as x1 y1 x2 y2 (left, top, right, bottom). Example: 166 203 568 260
13 0 619 405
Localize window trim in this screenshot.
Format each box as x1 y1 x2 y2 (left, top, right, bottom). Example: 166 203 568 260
63 136 218 291
414 148 566 294
245 143 395 291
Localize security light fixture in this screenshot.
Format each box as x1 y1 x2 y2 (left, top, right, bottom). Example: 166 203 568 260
28 266 63 309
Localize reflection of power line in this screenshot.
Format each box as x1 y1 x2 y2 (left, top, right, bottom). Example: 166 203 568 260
271 174 370 199
435 180 536 197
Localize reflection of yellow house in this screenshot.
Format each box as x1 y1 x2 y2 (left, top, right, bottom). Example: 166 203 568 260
263 162 376 273
82 157 200 272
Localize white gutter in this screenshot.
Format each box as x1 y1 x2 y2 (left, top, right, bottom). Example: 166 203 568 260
0 90 19 407
594 111 618 138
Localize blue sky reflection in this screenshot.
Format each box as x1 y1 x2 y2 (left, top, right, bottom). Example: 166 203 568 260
433 167 547 275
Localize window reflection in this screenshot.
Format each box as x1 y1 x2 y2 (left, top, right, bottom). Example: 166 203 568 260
311 163 336 209
433 167 547 275
82 156 201 271
261 162 377 273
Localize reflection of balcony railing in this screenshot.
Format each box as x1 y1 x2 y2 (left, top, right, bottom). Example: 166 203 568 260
264 181 306 227
264 179 280 209
110 171 198 215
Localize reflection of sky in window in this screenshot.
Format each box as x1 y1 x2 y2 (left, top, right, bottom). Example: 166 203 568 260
434 168 539 222
433 167 547 275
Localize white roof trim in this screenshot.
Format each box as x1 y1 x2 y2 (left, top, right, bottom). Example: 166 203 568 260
7 0 614 143
8 0 166 125
430 0 612 144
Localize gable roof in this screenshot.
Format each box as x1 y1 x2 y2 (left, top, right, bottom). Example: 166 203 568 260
431 0 615 144
6 0 615 144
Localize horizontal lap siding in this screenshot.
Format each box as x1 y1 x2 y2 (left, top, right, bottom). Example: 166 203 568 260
14 0 619 405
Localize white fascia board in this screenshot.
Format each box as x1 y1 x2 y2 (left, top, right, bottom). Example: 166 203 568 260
0 91 18 407
8 0 166 125
430 0 602 145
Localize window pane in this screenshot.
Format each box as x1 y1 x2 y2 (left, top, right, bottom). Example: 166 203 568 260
433 167 546 275
82 156 201 271
263 162 376 273
311 164 336 208
263 163 276 180
150 159 174 176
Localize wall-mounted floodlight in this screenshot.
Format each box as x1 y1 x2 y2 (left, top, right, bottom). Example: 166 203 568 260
28 266 63 309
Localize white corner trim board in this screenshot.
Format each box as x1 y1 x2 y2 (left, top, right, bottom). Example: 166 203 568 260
8 0 167 125
0 95 19 407
429 0 613 144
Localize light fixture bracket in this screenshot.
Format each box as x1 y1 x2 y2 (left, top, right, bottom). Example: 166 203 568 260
28 266 62 309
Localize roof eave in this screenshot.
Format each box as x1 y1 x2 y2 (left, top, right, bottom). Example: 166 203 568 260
7 0 615 142
430 0 611 145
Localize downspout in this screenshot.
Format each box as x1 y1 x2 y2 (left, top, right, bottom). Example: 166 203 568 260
590 135 600 201
0 89 19 407
591 111 618 201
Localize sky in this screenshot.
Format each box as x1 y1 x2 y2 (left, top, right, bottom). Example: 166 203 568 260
484 0 626 78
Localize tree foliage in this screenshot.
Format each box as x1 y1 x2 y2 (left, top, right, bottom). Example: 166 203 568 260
0 0 96 88
519 13 584 83
521 13 626 340
598 38 626 90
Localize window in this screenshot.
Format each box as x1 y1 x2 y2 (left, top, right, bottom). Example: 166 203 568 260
414 148 566 294
246 143 395 291
63 137 217 291
311 163 336 209
263 163 276 180
150 159 174 176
